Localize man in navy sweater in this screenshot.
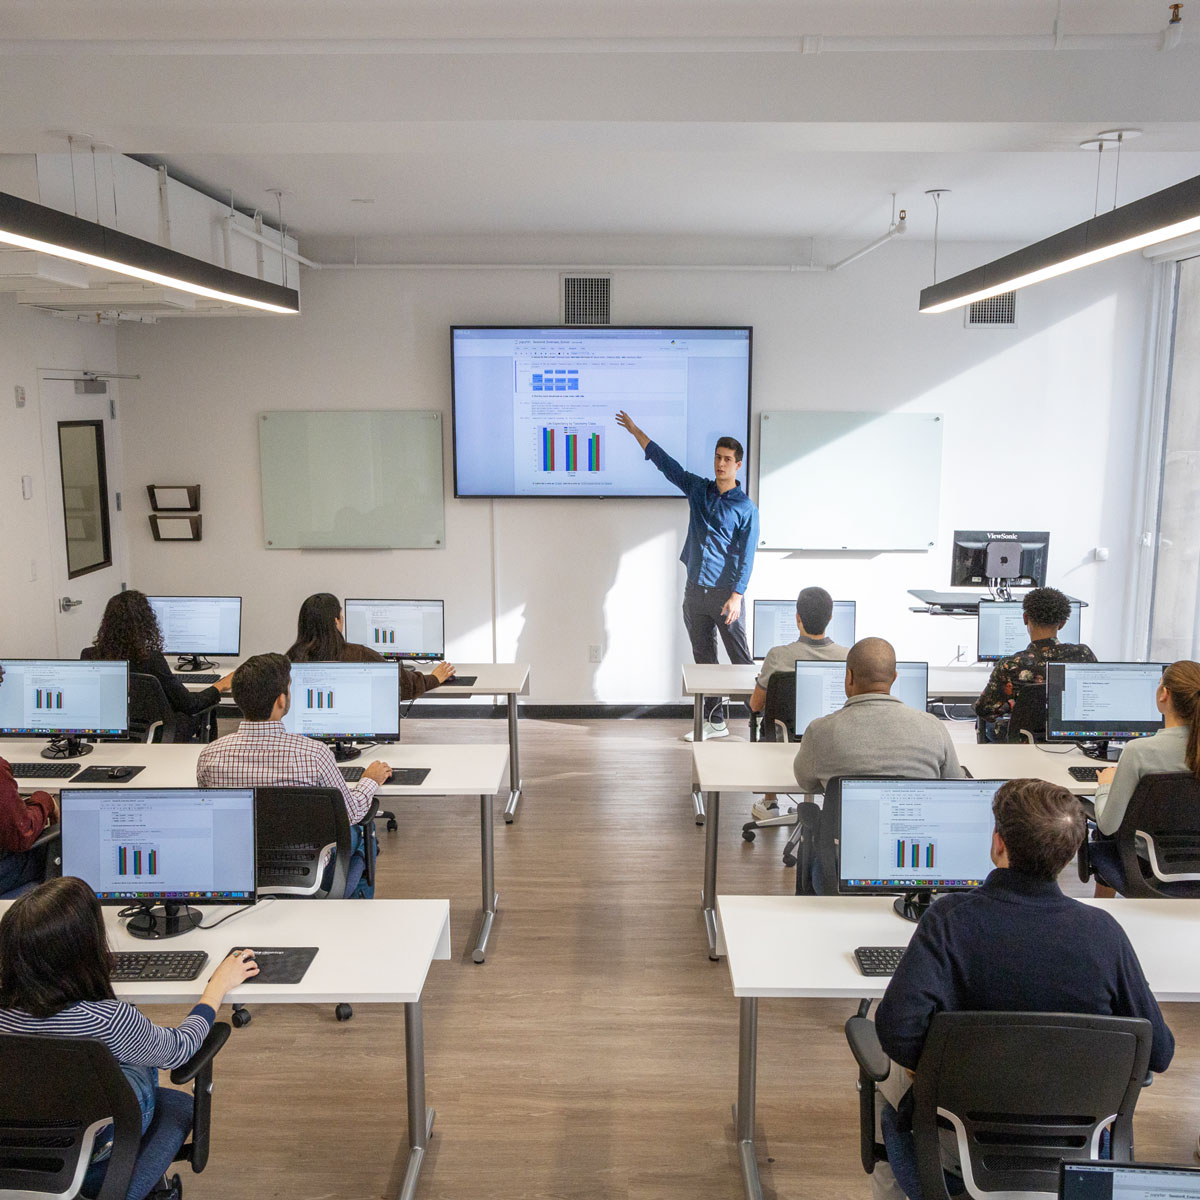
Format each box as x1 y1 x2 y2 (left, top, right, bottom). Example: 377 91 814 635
871 777 1173 1200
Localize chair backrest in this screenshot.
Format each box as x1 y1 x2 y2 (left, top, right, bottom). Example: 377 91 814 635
1005 683 1047 743
760 671 798 743
129 672 177 744
1115 771 1200 897
912 1011 1152 1200
254 786 351 899
0 1034 143 1200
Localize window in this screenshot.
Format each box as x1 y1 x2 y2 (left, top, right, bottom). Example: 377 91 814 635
58 420 113 578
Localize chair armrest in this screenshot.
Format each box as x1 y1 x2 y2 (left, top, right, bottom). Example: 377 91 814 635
1077 796 1096 821
31 825 61 852
356 798 380 828
170 1021 231 1085
845 1013 891 1083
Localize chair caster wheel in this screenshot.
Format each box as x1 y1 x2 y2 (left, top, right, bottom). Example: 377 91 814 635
742 829 756 842
386 819 398 832
335 1003 354 1022
782 853 797 868
231 1008 252 1029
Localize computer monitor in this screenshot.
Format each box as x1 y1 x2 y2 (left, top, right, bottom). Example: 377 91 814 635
342 598 445 661
752 599 856 659
950 530 1049 596
838 776 1001 921
793 660 928 738
146 595 242 671
1060 1162 1200 1200
1046 661 1166 746
977 599 1082 662
0 658 128 759
280 661 401 759
60 786 256 940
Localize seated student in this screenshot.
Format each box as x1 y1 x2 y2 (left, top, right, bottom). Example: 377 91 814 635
0 876 258 1200
870 778 1174 1200
84 590 234 742
196 653 391 898
285 592 454 702
974 586 1096 741
1089 658 1200 898
750 586 851 821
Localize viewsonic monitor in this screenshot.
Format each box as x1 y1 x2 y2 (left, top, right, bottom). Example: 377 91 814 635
838 776 1001 921
281 661 401 759
451 326 752 497
60 786 256 940
1060 1162 1200 1200
146 595 242 671
977 599 1082 662
951 531 1049 591
794 660 928 739
343 598 445 661
1046 661 1166 744
752 599 856 659
0 658 128 759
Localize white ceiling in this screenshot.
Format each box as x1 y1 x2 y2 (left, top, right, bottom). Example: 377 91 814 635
3 0 1200 264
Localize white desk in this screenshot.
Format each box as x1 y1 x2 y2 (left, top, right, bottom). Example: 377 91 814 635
7 739 509 963
0 897 451 1200
717 894 1200 1200
958 742 1099 795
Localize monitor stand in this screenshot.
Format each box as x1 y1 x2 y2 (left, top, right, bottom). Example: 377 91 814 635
894 889 934 923
175 654 217 672
126 902 203 940
1081 739 1123 762
330 739 362 762
41 736 94 760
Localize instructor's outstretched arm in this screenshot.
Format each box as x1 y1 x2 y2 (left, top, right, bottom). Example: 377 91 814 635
615 410 649 450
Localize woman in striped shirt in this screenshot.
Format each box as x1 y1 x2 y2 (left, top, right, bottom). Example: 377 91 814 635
0 877 258 1200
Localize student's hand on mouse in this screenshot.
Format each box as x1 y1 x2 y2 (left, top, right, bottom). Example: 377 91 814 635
215 671 235 693
432 661 456 684
201 949 259 1008
1096 766 1117 785
364 760 392 784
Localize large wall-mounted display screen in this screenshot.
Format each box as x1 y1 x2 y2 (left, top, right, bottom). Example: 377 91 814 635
451 327 752 497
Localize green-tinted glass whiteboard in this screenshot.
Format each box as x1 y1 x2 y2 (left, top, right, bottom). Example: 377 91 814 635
259 410 445 549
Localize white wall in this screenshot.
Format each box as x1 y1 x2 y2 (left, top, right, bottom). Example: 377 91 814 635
108 243 1154 704
0 295 118 656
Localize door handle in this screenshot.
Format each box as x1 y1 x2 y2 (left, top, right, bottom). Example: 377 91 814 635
60 596 83 612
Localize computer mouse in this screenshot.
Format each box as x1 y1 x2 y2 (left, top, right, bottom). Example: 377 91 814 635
107 766 134 781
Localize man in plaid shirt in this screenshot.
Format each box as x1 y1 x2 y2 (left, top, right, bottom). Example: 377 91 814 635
197 653 391 895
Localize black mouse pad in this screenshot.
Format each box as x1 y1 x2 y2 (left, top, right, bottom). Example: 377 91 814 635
73 764 146 783
227 946 319 985
390 767 431 785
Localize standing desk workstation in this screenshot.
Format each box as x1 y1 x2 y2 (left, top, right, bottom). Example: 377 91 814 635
716 894 1200 1200
181 661 531 825
692 740 1099 961
0 896 451 1200
6 739 510 963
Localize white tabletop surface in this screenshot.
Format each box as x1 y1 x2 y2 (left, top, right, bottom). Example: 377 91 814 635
429 662 531 696
682 662 989 702
958 742 1098 795
0 898 451 1006
717 894 1200 1002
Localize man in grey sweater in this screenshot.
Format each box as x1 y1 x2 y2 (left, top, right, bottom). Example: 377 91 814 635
793 637 964 794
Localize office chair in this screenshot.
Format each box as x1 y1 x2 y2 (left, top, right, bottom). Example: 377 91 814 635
0 1023 231 1200
1005 682 1048 743
0 826 63 900
845 1006 1153 1200
128 673 219 745
1078 771 1200 898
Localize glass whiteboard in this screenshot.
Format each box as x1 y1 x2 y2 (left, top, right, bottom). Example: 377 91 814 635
258 410 445 549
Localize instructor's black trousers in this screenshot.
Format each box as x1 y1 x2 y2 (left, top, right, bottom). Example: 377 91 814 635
682 579 752 725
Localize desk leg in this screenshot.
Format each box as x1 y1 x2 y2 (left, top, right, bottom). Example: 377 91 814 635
503 691 522 824
473 793 498 963
735 997 764 1200
702 789 721 960
399 999 436 1200
692 696 706 825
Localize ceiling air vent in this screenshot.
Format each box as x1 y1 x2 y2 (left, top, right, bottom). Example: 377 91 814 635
965 291 1017 327
562 275 611 325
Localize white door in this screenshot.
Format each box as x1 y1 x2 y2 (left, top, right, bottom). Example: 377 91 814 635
39 373 128 657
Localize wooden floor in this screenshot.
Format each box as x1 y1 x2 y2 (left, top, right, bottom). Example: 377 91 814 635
153 717 1200 1200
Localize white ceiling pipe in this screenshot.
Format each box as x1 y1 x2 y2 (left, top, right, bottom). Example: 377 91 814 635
224 216 321 269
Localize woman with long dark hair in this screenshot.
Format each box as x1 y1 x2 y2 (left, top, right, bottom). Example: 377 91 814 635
286 592 454 700
0 877 257 1199
87 591 233 741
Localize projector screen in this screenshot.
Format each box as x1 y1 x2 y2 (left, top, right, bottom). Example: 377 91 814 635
451 326 753 497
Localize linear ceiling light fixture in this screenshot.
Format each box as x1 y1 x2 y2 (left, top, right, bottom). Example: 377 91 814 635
918 170 1200 314
0 190 300 314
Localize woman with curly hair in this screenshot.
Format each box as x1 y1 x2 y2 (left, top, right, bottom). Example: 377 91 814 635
84 591 233 742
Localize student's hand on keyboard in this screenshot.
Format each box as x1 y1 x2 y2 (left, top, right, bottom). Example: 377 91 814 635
215 671 236 693
364 761 393 784
432 661 456 684
1096 766 1117 786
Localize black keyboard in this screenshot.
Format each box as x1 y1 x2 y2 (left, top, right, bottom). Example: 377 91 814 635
111 950 209 982
339 765 364 782
340 766 430 785
443 675 477 687
1068 766 1100 782
854 946 906 977
174 673 220 684
9 761 81 779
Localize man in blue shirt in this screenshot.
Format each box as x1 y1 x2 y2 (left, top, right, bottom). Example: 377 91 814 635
616 410 759 738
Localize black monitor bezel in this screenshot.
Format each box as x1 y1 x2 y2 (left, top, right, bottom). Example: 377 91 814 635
1045 661 1167 742
751 598 856 660
950 529 1050 589
60 785 258 908
0 657 130 739
145 594 243 657
342 597 446 661
975 598 1082 662
283 660 402 741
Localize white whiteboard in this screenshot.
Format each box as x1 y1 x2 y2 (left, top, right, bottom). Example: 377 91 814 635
259 410 445 549
757 411 942 550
